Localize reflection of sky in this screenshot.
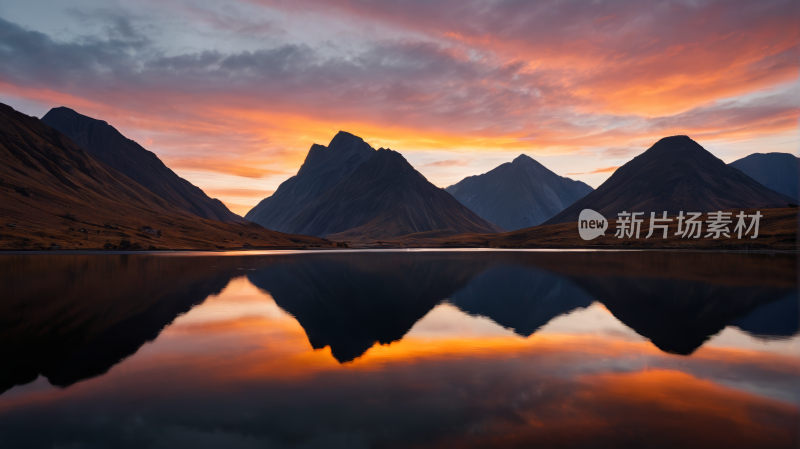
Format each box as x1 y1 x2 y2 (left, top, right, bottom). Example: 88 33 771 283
170 276 800 357
144 278 800 402
1 276 796 448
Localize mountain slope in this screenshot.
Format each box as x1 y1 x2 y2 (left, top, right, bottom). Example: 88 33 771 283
728 152 799 201
285 148 505 239
544 136 795 225
41 107 245 223
446 154 592 230
0 102 330 250
245 131 375 231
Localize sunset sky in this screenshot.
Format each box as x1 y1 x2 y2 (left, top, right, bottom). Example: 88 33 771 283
0 0 797 216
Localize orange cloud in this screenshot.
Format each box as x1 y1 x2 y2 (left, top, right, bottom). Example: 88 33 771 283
163 157 286 179
206 189 274 198
567 166 620 175
272 0 798 117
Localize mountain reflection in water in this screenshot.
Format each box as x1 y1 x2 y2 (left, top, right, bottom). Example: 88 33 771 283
0 250 797 449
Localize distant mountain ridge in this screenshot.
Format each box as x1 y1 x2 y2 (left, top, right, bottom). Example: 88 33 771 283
728 152 799 201
245 131 375 231
446 154 592 231
247 133 504 239
41 107 245 223
544 136 795 225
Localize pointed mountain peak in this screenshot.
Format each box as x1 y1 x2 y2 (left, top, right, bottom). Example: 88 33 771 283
281 139 504 239
446 152 593 230
297 131 375 176
328 130 367 148
510 153 550 174
543 135 795 225
324 131 376 159
512 154 534 163
253 130 380 229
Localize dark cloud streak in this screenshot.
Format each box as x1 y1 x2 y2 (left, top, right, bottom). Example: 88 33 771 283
0 0 795 150
0 16 560 134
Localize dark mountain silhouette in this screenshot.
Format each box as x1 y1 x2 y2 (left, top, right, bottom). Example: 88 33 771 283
515 251 798 354
731 293 799 339
450 265 594 336
445 251 797 355
247 253 595 362
446 154 592 230
728 152 799 201
0 102 330 250
287 148 505 239
570 276 795 355
0 255 253 394
247 251 797 362
41 107 245 223
544 136 796 225
247 252 492 362
245 131 375 231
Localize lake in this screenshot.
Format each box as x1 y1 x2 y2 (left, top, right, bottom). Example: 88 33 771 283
0 250 798 448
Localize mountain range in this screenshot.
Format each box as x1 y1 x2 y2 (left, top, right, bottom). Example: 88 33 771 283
446 154 593 231
0 102 328 250
41 107 245 223
728 152 799 201
247 132 504 239
1 97 797 249
545 135 795 225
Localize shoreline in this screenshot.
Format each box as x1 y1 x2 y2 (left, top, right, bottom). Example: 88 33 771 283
3 207 796 253
1 246 797 255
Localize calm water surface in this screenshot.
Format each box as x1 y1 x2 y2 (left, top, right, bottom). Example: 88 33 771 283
0 250 798 448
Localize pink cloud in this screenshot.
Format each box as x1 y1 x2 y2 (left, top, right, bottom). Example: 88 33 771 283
422 159 469 167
